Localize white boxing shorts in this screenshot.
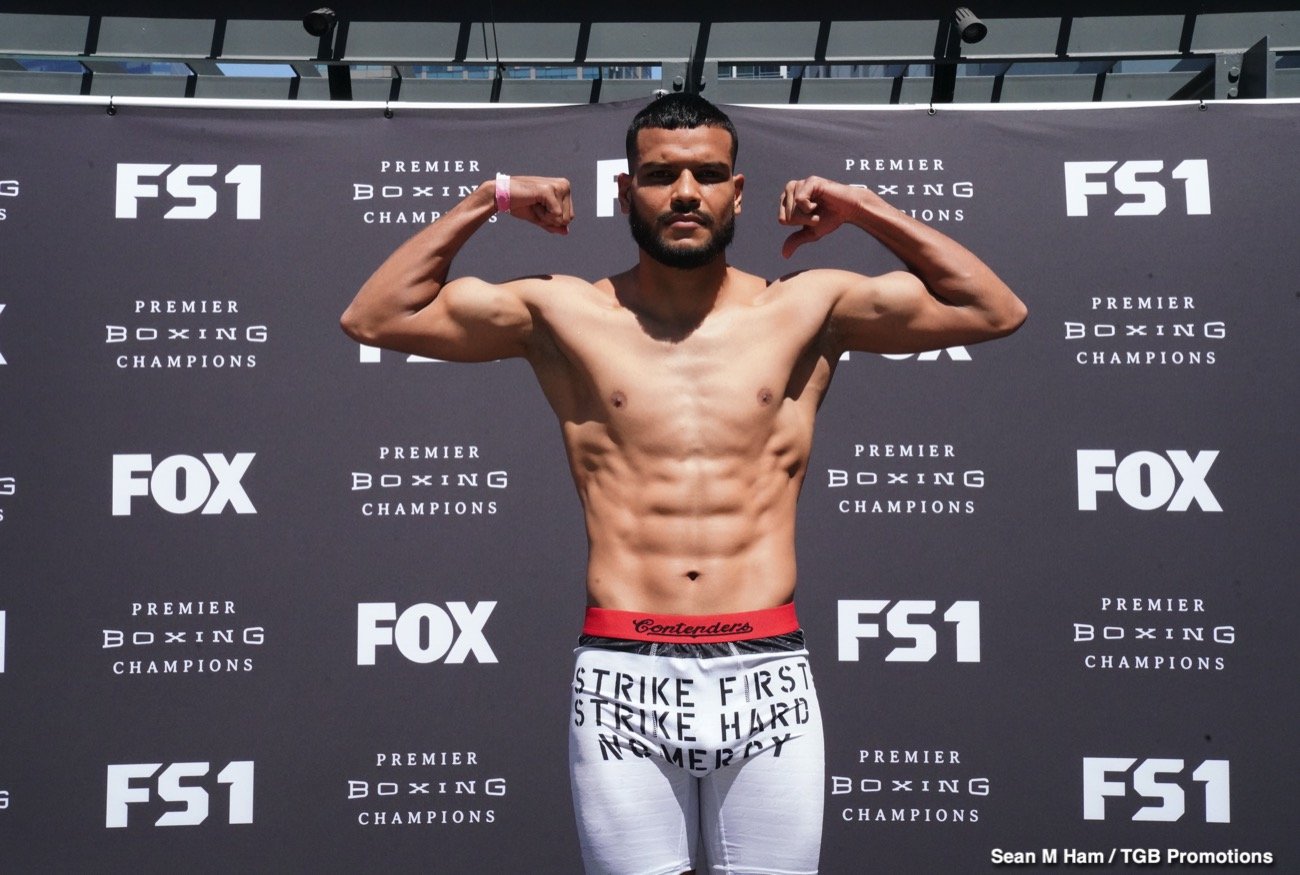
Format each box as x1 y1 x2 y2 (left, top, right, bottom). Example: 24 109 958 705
569 604 824 875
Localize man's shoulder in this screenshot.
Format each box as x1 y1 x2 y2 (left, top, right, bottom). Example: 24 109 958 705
767 266 874 290
500 274 631 334
754 267 874 307
503 272 598 289
500 272 606 302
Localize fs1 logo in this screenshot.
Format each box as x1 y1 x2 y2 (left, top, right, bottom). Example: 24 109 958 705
1077 450 1220 512
358 345 441 364
115 164 261 219
112 454 256 516
838 600 980 662
1083 758 1229 823
596 158 630 217
106 761 254 827
1064 160 1210 216
357 602 498 665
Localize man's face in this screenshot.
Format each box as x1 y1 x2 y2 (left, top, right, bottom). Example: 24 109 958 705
620 126 744 270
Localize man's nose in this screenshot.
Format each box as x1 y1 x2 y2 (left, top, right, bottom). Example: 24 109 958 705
670 170 700 208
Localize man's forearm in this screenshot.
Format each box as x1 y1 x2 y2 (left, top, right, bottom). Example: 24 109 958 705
340 180 498 343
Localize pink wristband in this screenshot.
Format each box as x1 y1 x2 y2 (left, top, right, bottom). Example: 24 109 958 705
494 173 511 213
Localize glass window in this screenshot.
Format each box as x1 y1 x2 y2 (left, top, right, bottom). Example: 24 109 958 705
216 63 295 78
404 65 496 80
17 57 85 74
120 61 193 76
1005 60 1112 76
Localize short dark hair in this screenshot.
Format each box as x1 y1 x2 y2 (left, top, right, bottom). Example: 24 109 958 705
625 93 739 168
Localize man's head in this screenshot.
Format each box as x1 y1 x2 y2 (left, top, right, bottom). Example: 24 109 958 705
620 94 743 270
624 93 739 171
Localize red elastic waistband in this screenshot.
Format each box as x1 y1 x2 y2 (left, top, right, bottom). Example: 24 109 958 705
582 603 798 643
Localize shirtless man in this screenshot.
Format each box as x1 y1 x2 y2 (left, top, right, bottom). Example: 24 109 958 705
341 94 1025 875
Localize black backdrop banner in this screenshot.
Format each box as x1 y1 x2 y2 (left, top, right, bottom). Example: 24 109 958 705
0 97 1296 872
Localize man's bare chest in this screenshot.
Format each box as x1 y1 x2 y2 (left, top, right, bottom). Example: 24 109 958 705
537 298 831 440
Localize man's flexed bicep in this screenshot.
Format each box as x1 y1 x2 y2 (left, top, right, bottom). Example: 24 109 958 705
341 174 571 362
825 268 1017 356
368 276 538 362
777 176 1026 356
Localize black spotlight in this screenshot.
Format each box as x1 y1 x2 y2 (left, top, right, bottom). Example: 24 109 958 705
954 8 988 44
303 7 337 37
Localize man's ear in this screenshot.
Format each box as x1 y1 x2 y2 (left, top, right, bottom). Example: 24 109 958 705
617 172 631 214
733 173 745 215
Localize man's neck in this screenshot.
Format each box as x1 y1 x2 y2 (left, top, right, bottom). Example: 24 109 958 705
625 252 732 331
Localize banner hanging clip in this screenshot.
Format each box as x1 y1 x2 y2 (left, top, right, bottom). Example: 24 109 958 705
384 101 394 119
107 97 117 116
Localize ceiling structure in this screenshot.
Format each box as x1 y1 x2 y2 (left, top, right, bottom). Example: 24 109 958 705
1 4 1298 104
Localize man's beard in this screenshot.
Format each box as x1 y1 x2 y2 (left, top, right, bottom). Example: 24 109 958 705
628 202 736 270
